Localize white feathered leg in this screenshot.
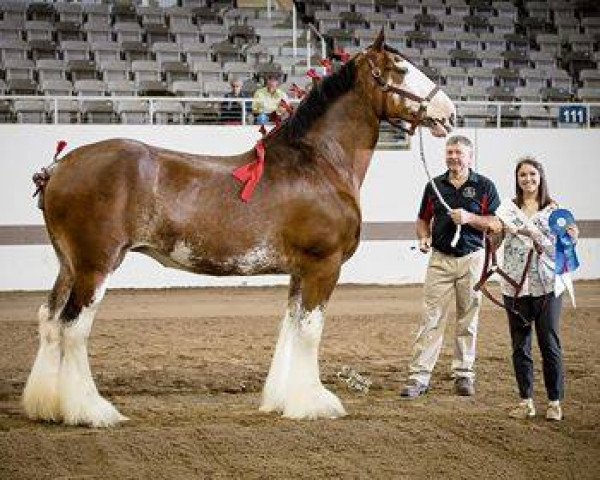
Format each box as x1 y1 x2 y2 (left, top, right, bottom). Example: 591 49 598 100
58 282 127 427
261 306 346 419
22 305 62 422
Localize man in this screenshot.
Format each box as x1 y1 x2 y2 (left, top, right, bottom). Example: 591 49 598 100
251 73 288 125
220 77 248 124
401 135 502 398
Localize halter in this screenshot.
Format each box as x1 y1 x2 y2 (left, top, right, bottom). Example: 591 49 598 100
367 56 441 135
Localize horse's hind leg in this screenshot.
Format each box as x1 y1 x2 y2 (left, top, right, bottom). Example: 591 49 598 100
261 259 346 419
58 270 127 427
22 266 71 422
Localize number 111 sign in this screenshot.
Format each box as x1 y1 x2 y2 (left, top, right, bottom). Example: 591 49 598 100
558 105 587 125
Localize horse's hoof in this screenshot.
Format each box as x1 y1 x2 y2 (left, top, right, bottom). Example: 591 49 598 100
281 385 347 420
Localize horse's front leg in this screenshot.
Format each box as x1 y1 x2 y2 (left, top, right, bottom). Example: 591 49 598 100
260 259 346 419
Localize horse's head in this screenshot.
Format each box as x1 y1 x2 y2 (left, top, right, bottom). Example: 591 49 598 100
357 29 456 137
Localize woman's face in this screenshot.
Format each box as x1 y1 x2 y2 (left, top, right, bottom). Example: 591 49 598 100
517 162 541 196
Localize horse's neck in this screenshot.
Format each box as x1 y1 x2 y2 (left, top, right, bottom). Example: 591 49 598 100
307 92 380 190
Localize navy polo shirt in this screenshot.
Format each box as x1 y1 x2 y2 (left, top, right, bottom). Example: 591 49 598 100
418 169 500 257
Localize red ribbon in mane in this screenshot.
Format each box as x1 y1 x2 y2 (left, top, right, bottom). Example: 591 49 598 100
232 140 265 202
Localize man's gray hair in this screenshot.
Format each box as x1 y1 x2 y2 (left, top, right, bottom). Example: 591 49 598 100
446 135 473 149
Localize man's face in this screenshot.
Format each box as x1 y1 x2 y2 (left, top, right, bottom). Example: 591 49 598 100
445 142 472 174
231 82 242 94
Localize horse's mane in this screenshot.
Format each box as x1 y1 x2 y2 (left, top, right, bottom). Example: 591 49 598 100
283 59 358 142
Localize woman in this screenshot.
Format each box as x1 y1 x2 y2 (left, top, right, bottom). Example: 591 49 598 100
501 157 578 421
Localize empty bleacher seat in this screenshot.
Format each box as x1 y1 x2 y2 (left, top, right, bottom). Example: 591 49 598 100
81 100 115 124
84 4 112 25
83 20 113 43
580 70 600 89
61 41 91 62
200 24 228 44
132 60 161 83
152 42 181 66
0 39 28 62
166 6 194 28
30 39 57 61
25 21 54 42
37 59 68 82
502 50 530 70
478 51 504 69
1 1 27 23
116 99 149 124
458 105 492 127
163 61 193 83
520 105 553 128
145 24 171 45
13 99 46 123
171 23 199 45
423 48 452 69
515 86 543 102
451 48 478 68
7 79 38 95
41 79 73 96
55 3 84 24
182 42 211 64
202 80 230 97
488 85 516 102
56 21 84 43
68 60 98 82
4 58 35 81
113 4 138 24
212 41 244 64
577 87 600 102
47 99 80 124
520 68 548 90
581 16 600 36
138 6 166 26
540 87 572 102
529 51 556 71
153 100 185 124
122 41 151 62
101 60 131 82
441 66 468 87
245 43 270 65
91 42 121 65
137 80 170 96
74 79 106 97
432 31 458 51
489 16 515 35
170 80 203 97
193 60 223 83
546 68 572 90
107 80 137 97
114 22 143 44
536 34 561 55
0 19 24 41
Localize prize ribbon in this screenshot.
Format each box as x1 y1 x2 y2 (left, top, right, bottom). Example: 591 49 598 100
549 209 580 274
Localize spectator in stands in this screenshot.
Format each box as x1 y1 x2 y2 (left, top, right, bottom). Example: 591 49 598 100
400 135 502 399
500 157 578 422
252 73 288 125
220 77 248 124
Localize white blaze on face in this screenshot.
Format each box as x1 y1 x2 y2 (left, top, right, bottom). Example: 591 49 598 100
391 58 455 135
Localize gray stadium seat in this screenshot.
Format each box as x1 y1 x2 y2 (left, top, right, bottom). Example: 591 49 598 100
55 3 84 24
7 78 38 95
0 19 23 41
520 68 548 90
114 22 143 44
137 6 166 26
107 80 137 97
41 79 73 96
101 60 131 82
170 80 203 97
153 100 185 124
580 70 600 89
469 67 495 89
132 60 161 83
163 61 193 84
47 98 80 124
441 66 468 87
193 61 223 83
478 51 504 70
577 87 600 102
202 80 230 97
116 99 149 124
200 24 228 45
83 4 112 25
152 42 182 66
74 79 106 97
171 23 200 45
13 99 47 124
84 20 113 43
0 39 28 62
61 41 91 62
25 21 54 42
4 58 35 81
223 61 254 82
68 60 98 82
91 41 122 63
520 105 553 128
81 100 115 124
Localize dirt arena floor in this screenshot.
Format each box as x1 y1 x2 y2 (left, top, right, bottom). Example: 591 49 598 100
0 281 599 479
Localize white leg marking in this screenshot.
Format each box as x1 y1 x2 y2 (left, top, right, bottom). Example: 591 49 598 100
22 305 62 422
58 282 128 427
261 307 346 419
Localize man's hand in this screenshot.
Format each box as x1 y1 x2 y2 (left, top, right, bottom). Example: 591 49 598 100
418 237 432 253
450 208 473 225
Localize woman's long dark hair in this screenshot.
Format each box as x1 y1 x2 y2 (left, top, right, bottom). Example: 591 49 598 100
514 156 554 210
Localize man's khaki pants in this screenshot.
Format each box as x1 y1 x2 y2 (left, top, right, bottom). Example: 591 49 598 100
408 248 485 386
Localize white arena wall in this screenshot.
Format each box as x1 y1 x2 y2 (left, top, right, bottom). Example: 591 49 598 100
0 125 598 291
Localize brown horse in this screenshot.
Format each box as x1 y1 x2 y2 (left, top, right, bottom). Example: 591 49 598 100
23 31 455 427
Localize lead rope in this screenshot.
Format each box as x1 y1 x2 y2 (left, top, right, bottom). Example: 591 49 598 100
418 127 461 248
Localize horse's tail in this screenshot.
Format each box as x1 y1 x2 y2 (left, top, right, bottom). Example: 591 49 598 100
32 140 68 210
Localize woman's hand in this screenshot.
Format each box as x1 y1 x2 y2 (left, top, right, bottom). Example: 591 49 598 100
567 224 579 243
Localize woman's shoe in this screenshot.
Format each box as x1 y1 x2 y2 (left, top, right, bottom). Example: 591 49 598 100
509 398 536 418
546 401 563 421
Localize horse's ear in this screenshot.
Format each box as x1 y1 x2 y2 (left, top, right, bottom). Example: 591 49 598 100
372 28 385 52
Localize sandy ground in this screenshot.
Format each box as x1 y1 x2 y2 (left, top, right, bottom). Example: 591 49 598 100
0 282 599 479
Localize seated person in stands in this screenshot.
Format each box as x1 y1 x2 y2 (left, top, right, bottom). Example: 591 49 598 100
252 73 288 125
220 77 249 124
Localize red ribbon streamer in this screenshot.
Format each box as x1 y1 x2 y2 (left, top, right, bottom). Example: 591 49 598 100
232 140 265 202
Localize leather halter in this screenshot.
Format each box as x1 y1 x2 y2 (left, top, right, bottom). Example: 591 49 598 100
474 235 538 326
367 56 441 135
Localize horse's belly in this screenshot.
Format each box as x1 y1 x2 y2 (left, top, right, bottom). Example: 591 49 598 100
135 239 287 276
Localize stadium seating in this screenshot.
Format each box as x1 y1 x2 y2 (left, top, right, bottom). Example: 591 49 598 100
0 0 597 127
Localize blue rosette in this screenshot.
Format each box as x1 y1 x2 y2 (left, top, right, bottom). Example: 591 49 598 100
549 209 580 274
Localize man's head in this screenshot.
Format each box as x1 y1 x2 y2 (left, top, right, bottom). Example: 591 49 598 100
230 77 243 95
265 74 280 92
445 135 473 176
